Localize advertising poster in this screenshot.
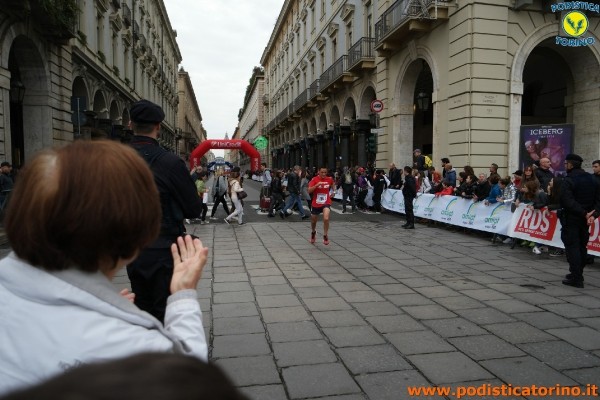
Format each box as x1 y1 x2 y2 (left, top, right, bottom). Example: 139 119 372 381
519 124 573 175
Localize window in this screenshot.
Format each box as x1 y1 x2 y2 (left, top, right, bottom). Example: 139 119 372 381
321 0 325 18
311 7 316 31
320 50 325 74
96 13 104 53
311 62 315 81
346 22 353 51
303 20 307 43
365 2 373 38
332 38 337 63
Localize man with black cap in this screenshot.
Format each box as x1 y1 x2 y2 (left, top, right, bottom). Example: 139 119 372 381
127 99 202 322
0 161 14 209
560 153 600 288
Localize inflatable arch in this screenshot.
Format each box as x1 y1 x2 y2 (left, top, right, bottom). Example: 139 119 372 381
190 139 261 171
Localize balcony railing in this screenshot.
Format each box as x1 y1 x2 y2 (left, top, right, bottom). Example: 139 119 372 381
348 37 375 70
309 79 320 100
294 89 308 113
320 55 348 91
375 0 449 44
122 3 132 27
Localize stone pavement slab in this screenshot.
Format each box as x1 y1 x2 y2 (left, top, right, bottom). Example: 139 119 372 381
153 218 600 399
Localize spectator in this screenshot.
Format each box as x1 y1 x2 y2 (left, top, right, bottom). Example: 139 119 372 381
300 168 312 212
280 165 309 220
127 100 201 323
356 167 370 211
224 170 245 225
210 171 231 220
497 176 517 205
560 153 600 287
388 163 402 190
402 166 417 229
195 171 209 224
483 174 502 205
535 157 554 192
0 353 248 400
454 172 468 196
260 162 272 199
413 149 427 175
490 163 499 176
435 181 454 197
268 170 285 217
441 157 450 178
512 169 523 188
0 141 208 395
428 166 442 192
463 165 475 177
516 164 539 203
340 167 357 213
372 169 387 213
0 161 13 210
515 179 548 255
459 174 478 199
442 163 457 187
414 169 431 195
473 173 491 202
547 176 566 257
593 160 600 185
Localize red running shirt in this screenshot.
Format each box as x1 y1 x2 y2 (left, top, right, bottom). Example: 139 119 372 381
309 176 335 208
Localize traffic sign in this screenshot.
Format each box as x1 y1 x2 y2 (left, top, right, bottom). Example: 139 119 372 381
370 99 384 113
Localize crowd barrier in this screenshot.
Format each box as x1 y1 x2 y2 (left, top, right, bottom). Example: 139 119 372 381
381 189 600 257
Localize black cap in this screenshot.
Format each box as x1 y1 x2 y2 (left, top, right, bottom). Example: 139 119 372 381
130 100 165 124
513 169 523 176
441 158 450 163
1 162 10 168
565 153 583 163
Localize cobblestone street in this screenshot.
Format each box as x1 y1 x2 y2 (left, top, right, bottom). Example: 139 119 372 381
112 215 600 400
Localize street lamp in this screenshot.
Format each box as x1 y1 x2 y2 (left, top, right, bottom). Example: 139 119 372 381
416 91 430 111
10 79 25 104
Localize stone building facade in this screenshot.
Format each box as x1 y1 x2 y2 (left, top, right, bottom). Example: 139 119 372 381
1 0 181 169
177 67 206 162
237 73 265 172
262 0 600 176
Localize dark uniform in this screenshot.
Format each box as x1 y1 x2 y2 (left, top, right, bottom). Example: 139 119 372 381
126 100 202 322
560 153 600 288
402 169 417 229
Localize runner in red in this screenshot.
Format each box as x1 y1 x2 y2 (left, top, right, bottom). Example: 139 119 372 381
308 167 336 245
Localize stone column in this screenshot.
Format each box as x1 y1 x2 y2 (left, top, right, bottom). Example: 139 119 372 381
316 133 324 169
326 130 335 171
307 136 316 169
339 126 351 168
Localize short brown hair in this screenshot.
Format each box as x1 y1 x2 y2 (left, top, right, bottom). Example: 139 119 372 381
5 140 160 272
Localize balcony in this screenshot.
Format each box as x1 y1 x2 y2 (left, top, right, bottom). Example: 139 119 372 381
4 0 78 44
375 0 450 53
122 3 132 27
319 55 354 93
348 37 376 72
293 89 308 115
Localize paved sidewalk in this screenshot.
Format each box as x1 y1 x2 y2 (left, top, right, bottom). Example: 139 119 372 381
116 219 600 400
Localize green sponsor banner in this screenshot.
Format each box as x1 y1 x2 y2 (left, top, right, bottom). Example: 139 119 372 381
254 136 268 150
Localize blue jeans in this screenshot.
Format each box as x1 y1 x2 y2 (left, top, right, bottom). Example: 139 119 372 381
282 193 306 217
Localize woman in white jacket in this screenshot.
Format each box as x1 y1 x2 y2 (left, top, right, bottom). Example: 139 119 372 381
0 141 208 395
415 170 431 195
225 170 245 225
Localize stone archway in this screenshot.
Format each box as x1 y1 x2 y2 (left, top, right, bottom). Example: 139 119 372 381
8 35 51 167
509 24 600 170
359 86 377 118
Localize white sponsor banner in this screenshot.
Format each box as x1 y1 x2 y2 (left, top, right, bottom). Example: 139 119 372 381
382 190 512 235
507 205 600 256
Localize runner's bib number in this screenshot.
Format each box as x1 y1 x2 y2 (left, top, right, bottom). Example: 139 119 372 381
316 193 327 204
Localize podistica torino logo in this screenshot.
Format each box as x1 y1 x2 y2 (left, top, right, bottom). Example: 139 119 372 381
553 2 598 47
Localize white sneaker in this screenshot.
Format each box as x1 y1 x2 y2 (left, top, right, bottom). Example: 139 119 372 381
539 246 548 253
184 219 191 224
203 220 209 224
532 246 542 255
503 237 512 244
224 218 230 225
209 216 217 220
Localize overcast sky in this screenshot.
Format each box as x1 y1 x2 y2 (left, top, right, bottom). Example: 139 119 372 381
164 1 283 155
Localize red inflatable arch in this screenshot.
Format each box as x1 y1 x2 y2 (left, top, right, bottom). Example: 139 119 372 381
189 139 261 172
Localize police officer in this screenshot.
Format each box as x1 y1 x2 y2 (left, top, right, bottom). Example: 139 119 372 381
127 100 202 322
560 153 600 288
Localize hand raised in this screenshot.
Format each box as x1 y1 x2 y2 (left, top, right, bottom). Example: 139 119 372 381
170 235 209 294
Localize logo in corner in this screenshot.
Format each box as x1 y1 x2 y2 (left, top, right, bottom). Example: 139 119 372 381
562 11 589 37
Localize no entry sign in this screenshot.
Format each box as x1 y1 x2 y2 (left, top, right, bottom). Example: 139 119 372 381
370 99 384 113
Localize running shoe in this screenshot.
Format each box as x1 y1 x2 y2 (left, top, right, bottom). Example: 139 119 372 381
310 231 316 244
224 218 230 225
323 235 329 245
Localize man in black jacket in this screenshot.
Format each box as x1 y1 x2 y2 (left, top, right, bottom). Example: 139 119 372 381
388 163 402 190
535 157 554 192
372 169 387 213
560 153 600 288
402 166 417 229
280 165 308 219
127 100 202 322
473 173 491 202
